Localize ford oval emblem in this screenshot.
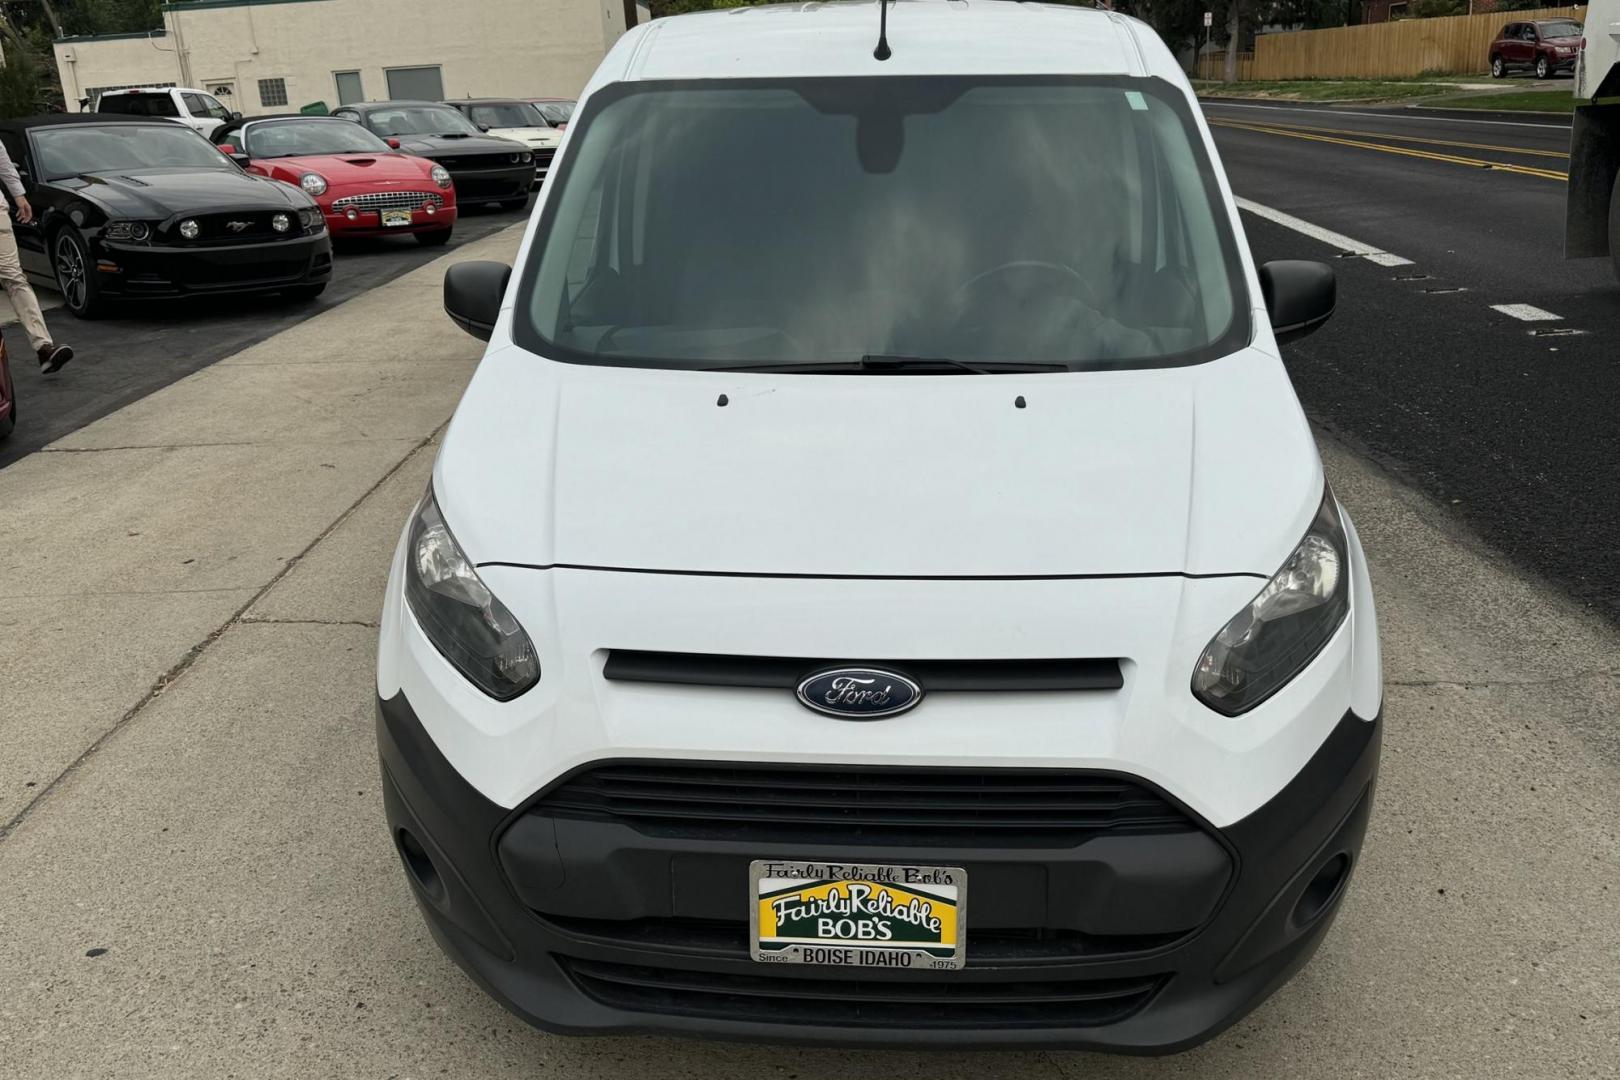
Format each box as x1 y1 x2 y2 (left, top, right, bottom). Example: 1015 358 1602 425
796 667 923 720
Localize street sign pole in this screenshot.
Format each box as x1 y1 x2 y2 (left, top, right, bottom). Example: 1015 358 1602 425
1203 11 1213 79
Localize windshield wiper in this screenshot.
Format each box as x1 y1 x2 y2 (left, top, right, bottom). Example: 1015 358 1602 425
715 354 1066 375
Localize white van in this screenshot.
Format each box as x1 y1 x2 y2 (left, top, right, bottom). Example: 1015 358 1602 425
375 0 1382 1052
93 87 238 138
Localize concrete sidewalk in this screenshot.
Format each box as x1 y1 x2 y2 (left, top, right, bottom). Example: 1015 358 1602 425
1 239 1617 1077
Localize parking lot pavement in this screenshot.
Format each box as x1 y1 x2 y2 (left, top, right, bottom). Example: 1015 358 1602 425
1 233 1617 1078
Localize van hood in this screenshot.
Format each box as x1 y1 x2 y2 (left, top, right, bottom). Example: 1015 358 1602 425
435 346 1323 579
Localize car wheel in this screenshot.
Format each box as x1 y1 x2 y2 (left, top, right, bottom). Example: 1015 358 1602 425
285 284 327 301
1609 172 1620 286
1490 55 1504 78
415 228 453 247
53 228 102 319
499 198 529 212
1535 55 1550 79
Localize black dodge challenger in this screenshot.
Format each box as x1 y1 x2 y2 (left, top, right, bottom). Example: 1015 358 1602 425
328 101 534 210
0 114 333 318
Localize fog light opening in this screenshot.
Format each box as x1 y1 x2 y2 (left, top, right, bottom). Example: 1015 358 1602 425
1293 852 1351 929
396 827 446 906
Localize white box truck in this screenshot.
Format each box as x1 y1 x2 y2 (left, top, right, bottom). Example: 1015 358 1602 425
1568 0 1620 281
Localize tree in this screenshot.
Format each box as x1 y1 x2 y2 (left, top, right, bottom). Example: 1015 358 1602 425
0 10 52 117
1407 0 1466 17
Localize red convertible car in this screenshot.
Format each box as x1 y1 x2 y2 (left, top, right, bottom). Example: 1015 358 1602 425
213 115 457 245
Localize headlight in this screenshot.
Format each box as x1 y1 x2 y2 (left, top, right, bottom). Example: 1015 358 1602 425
299 207 323 230
178 219 200 240
300 172 328 196
405 488 540 700
271 213 291 233
520 152 533 164
430 164 452 189
1191 490 1350 716
104 220 151 241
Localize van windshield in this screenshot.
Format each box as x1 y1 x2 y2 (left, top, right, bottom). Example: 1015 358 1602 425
516 77 1249 372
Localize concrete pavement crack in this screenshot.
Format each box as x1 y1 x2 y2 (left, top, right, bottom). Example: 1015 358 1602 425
0 426 443 846
238 617 381 628
1388 670 1618 689
38 436 422 453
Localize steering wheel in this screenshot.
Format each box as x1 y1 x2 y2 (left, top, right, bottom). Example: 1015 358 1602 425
947 260 1106 350
954 260 1090 302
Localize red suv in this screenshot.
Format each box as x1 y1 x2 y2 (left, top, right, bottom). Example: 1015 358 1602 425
1489 19 1583 80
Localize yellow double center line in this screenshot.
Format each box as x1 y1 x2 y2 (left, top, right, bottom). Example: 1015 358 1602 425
1207 118 1569 182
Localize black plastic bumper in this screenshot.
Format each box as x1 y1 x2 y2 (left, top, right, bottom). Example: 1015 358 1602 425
95 233 333 297
376 694 1380 1052
445 166 533 203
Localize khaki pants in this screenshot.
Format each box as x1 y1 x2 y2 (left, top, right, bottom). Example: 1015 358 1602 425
0 210 51 353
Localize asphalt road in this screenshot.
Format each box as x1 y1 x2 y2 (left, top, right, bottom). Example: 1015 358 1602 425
1203 100 1620 627
0 198 532 469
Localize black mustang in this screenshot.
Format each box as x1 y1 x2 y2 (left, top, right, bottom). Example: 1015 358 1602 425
328 101 534 209
0 114 333 318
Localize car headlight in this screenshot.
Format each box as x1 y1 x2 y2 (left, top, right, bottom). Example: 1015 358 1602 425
178 219 200 240
300 172 328 197
299 207 324 230
104 220 151 241
520 152 533 164
1191 489 1350 716
271 213 291 233
430 164 452 189
405 488 540 700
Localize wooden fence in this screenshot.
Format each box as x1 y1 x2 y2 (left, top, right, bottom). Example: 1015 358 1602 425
1195 51 1257 81
1249 5 1586 80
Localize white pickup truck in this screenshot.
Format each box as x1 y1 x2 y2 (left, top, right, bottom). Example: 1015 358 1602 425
1568 0 1620 280
91 87 240 139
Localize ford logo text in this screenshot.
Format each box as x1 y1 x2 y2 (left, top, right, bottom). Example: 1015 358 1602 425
795 667 923 720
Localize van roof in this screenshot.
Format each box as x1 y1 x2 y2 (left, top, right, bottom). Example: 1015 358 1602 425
598 0 1174 86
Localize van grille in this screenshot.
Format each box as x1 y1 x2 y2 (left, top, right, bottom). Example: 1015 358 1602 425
529 762 1195 845
559 957 1165 1029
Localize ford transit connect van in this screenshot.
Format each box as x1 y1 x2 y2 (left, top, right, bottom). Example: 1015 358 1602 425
376 0 1382 1053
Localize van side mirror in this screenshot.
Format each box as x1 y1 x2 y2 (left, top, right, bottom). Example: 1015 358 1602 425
229 110 243 122
1258 260 1335 345
444 261 512 340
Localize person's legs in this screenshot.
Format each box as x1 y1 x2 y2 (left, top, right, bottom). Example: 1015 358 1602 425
0 211 70 372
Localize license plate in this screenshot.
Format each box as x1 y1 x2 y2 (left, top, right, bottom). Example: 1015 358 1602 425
380 208 413 227
750 860 966 970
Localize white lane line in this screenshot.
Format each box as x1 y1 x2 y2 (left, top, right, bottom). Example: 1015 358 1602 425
1234 197 1416 267
1491 303 1563 322
1204 101 1571 131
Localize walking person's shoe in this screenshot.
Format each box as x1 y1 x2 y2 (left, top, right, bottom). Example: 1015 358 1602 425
38 343 73 375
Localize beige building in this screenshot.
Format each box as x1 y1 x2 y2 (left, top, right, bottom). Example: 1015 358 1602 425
53 0 647 115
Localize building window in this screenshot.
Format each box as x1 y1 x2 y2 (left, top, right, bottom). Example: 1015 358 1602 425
385 65 444 102
258 78 289 108
334 70 364 106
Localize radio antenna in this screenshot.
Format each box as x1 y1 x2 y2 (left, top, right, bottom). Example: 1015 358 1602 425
874 0 892 60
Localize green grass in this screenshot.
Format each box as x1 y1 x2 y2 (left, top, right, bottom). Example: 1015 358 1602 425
1419 89 1578 113
1194 80 1452 102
